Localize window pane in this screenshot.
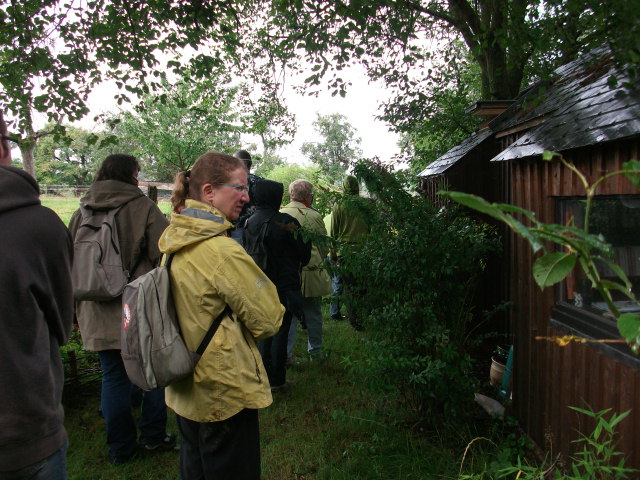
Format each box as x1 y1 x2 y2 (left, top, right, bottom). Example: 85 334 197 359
558 196 640 315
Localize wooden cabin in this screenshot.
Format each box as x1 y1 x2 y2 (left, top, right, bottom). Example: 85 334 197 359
419 47 640 468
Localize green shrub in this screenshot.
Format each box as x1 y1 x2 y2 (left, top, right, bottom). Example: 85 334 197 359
338 160 500 424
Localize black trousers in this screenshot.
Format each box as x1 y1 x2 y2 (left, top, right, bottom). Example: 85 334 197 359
259 289 301 387
177 409 260 480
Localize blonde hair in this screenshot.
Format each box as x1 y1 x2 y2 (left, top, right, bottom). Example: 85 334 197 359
289 179 313 203
171 152 246 212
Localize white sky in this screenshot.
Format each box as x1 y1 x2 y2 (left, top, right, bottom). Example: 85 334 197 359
277 64 402 165
81 64 402 166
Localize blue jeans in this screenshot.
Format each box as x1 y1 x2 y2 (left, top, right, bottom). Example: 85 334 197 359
330 274 342 317
98 350 168 461
0 443 67 480
288 296 323 358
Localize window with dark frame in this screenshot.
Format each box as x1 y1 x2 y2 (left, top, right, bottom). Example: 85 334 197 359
557 195 640 315
552 194 640 367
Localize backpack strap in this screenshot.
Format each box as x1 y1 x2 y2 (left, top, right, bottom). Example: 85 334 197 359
164 240 230 357
196 305 233 356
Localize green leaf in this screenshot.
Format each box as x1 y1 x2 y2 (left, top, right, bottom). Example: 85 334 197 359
440 191 507 221
599 279 635 300
617 313 640 344
622 160 640 187
532 252 576 289
505 216 544 253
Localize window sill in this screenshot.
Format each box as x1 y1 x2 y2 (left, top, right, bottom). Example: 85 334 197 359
550 302 640 370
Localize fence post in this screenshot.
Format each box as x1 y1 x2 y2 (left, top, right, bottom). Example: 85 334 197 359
148 185 158 204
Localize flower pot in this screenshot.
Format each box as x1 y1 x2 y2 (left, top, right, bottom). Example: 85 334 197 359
489 357 506 387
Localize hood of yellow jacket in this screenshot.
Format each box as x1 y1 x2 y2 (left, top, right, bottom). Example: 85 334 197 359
159 199 233 254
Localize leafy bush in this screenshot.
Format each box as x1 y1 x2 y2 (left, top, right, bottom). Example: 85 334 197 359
338 160 500 424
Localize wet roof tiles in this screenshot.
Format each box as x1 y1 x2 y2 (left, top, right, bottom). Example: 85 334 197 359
419 47 640 177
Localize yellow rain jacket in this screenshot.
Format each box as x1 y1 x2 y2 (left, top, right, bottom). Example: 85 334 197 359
158 199 284 422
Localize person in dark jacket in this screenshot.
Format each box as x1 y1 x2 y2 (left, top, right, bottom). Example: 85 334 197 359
68 154 172 465
243 179 311 391
230 149 262 245
0 109 74 479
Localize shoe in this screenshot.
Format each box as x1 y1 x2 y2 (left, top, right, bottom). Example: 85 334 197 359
140 433 177 452
331 314 345 320
270 381 291 393
108 451 136 465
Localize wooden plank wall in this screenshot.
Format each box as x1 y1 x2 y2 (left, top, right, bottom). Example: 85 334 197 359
509 137 640 469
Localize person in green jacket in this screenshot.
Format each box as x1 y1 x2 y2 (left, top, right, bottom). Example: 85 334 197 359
159 152 284 480
281 180 333 361
330 175 370 330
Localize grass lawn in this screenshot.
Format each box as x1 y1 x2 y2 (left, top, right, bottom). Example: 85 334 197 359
41 196 173 226
63 310 478 480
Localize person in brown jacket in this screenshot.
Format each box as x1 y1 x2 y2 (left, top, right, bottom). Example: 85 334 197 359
69 154 171 465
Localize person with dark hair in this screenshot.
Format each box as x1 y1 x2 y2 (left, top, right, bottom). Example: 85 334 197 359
159 152 284 480
0 109 74 479
69 154 172 465
230 149 263 245
244 179 311 391
233 149 252 170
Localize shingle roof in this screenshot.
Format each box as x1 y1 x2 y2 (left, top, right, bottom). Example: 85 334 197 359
417 128 492 177
492 48 640 161
419 47 640 177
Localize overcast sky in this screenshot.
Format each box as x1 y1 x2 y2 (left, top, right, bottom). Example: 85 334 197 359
82 63 402 166
276 64 402 165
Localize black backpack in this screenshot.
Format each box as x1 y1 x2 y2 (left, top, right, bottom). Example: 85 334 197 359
243 211 276 272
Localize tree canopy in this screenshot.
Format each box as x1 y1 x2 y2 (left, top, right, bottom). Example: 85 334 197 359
301 113 362 184
2 0 638 176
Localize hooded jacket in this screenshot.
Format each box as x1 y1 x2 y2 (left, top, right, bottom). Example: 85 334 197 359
244 179 311 292
68 180 169 351
280 201 333 298
159 199 284 422
0 165 73 471
331 175 370 255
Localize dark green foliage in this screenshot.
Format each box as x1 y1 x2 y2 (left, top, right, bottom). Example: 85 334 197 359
337 160 500 424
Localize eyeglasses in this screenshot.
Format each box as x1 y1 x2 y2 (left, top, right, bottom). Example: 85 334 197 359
216 183 249 193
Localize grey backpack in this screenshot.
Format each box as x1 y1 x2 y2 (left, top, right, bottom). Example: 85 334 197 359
121 254 231 391
72 205 131 301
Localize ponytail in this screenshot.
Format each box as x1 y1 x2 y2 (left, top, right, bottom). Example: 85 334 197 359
171 169 190 213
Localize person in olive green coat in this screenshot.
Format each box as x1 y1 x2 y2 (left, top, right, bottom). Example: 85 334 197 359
281 179 333 361
159 152 284 480
69 154 171 464
330 175 371 330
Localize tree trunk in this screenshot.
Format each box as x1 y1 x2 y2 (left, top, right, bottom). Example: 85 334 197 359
20 140 36 178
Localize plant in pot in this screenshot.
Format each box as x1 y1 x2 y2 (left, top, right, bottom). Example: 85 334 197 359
490 345 509 387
